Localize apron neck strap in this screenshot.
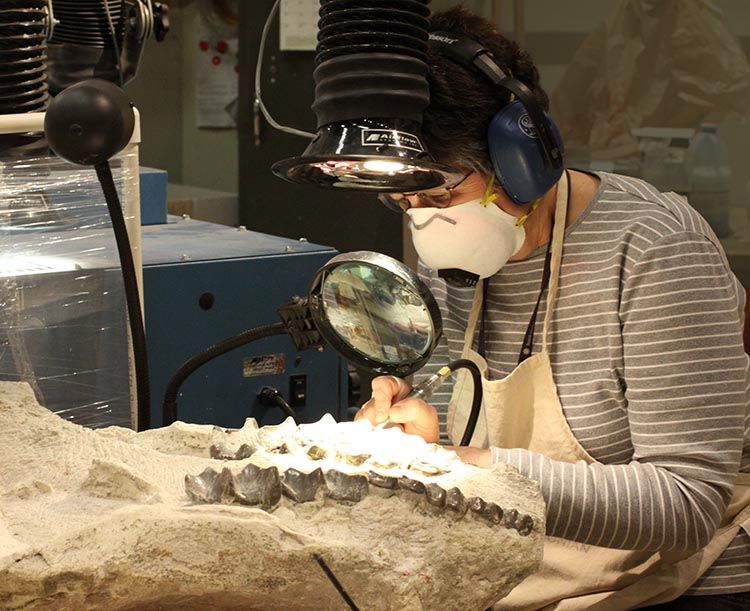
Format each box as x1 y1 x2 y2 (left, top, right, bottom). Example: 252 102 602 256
541 169 570 353
460 170 570 358
462 278 485 357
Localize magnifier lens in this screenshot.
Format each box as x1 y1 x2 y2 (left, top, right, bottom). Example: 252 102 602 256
320 263 433 365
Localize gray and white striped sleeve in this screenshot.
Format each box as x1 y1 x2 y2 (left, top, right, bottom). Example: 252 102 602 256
492 231 747 552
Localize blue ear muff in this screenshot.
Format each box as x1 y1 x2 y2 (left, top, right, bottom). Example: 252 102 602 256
487 101 564 204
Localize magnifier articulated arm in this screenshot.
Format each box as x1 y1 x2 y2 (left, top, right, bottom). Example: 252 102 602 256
277 296 327 351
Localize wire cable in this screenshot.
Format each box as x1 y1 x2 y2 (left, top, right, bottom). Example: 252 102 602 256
255 0 315 139
102 0 124 86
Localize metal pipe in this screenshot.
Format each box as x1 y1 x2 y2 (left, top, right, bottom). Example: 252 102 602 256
0 113 46 136
0 109 142 144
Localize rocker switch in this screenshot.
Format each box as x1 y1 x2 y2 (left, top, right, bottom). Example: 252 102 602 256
289 374 307 408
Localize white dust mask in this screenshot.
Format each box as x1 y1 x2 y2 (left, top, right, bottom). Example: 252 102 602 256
407 195 526 281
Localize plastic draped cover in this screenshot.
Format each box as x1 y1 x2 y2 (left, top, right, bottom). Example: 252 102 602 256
0 152 137 429
551 0 750 158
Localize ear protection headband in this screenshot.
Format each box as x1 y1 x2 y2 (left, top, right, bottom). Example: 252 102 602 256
428 32 565 204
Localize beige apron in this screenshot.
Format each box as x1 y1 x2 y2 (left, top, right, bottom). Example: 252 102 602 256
448 172 750 610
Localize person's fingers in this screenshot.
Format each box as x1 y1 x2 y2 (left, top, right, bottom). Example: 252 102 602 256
388 399 431 424
389 399 440 443
369 376 411 422
353 400 369 421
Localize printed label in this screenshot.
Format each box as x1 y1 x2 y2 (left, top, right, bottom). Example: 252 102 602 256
361 129 424 152
242 354 286 378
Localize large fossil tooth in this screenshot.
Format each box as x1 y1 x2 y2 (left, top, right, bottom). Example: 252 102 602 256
468 496 485 514
502 508 519 529
425 483 446 508
445 487 468 517
281 467 326 503
185 467 235 504
233 464 281 510
398 476 426 494
324 469 368 503
517 514 534 536
368 471 398 490
480 502 503 525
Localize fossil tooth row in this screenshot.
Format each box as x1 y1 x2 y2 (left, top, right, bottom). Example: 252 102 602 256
185 466 536 536
185 464 281 510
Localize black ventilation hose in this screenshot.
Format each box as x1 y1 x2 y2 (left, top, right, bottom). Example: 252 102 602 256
95 161 151 431
311 0 431 127
445 358 483 446
163 322 288 426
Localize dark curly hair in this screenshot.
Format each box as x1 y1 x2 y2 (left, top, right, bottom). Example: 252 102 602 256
423 7 549 175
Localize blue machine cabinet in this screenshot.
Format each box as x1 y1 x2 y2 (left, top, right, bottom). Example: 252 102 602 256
142 216 347 429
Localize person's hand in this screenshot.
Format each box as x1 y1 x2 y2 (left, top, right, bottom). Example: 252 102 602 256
446 445 491 468
354 375 440 444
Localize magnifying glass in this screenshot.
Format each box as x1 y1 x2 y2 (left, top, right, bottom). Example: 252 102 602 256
307 251 442 377
163 251 482 445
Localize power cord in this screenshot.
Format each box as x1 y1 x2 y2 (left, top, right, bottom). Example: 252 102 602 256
258 386 296 421
254 0 315 139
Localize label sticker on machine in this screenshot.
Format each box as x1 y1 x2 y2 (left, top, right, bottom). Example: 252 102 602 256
243 354 286 377
361 129 424 152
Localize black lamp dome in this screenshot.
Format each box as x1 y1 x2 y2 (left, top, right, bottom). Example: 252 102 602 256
43 79 135 166
272 0 463 192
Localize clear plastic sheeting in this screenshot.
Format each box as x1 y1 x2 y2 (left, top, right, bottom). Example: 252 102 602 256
0 151 137 429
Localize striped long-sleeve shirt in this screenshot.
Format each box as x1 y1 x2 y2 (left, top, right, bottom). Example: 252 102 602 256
415 171 750 595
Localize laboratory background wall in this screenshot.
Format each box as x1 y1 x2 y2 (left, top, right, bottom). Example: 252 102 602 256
125 0 240 222
129 0 750 286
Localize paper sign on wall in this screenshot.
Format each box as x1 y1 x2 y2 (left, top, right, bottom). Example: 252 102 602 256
279 0 318 51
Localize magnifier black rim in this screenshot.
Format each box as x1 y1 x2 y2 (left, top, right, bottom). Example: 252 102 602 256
308 250 442 377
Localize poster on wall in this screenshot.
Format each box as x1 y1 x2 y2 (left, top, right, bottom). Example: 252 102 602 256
195 0 240 128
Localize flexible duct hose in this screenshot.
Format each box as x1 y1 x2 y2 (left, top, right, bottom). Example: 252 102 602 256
0 0 52 157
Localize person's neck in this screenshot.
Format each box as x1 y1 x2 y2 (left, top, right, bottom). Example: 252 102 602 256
508 180 559 261
508 170 600 261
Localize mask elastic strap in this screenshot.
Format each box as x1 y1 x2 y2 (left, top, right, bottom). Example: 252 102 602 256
480 175 498 207
516 197 541 227
483 173 539 226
